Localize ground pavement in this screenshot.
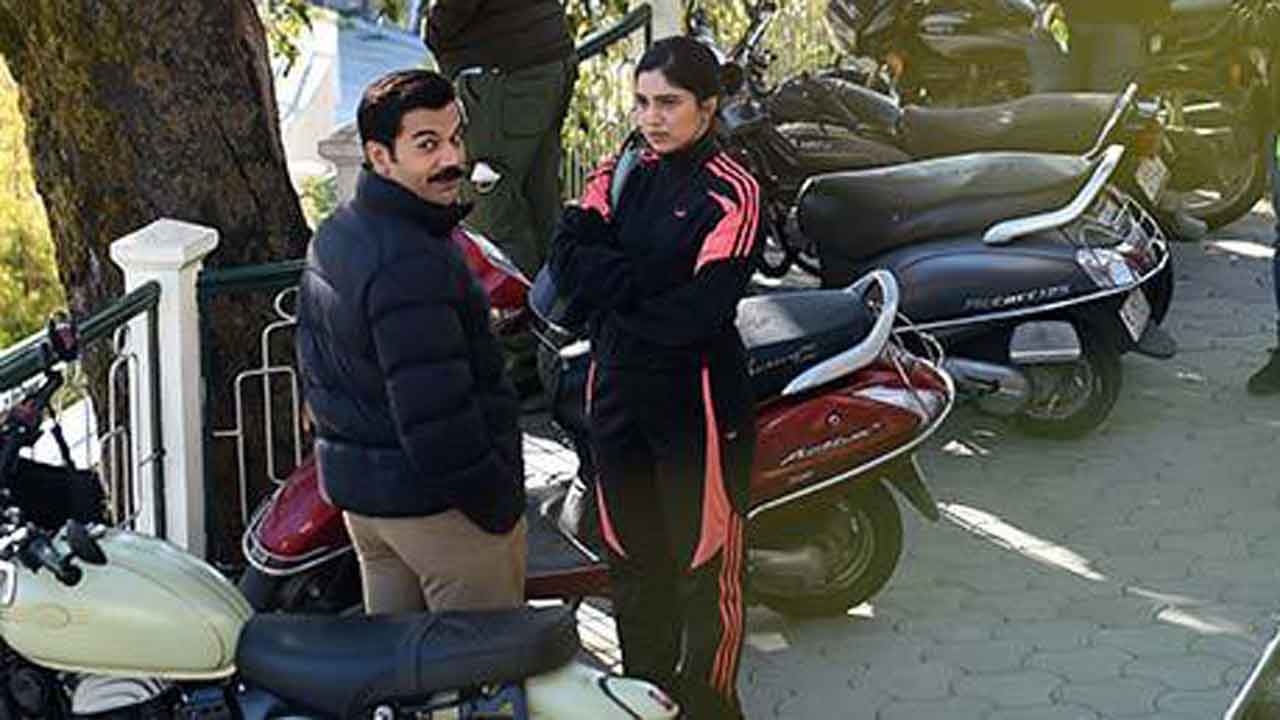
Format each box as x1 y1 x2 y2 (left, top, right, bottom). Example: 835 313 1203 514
523 202 1280 720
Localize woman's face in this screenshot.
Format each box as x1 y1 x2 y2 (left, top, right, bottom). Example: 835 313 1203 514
633 69 717 155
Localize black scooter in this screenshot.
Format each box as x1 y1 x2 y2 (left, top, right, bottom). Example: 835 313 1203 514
822 0 1063 106
823 0 1271 229
690 3 1174 438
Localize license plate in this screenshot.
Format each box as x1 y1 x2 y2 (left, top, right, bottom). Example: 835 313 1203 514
1119 289 1151 343
1135 156 1169 204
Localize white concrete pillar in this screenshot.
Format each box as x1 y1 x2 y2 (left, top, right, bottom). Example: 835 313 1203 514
110 220 219 554
318 122 363 204
648 0 684 40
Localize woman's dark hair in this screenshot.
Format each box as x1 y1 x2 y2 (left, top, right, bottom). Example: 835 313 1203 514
635 36 722 101
357 69 456 156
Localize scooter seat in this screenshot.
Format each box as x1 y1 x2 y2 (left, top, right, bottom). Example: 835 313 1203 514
736 289 873 399
236 606 578 717
899 93 1115 159
798 151 1092 268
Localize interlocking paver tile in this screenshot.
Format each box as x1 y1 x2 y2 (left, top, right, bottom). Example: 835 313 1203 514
862 660 956 701
1156 530 1250 560
994 620 1100 652
986 704 1099 720
1191 634 1266 664
1154 688 1237 717
959 589 1066 622
1056 595 1166 628
877 696 994 720
1026 647 1134 684
894 611 1004 644
1092 625 1194 656
1095 551 1194 583
1056 677 1166 717
1123 653 1234 691
924 639 1031 674
774 684 890 720
954 669 1061 708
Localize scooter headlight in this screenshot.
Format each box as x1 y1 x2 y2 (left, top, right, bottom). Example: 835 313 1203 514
1076 247 1137 289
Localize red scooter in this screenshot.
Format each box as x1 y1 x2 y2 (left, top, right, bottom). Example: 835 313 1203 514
240 230 955 618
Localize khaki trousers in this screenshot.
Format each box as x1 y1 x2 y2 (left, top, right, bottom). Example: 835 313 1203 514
344 510 527 614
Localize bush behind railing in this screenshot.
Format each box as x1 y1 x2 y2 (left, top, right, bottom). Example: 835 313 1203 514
560 0 837 199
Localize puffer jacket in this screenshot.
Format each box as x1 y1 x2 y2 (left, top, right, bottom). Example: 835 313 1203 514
297 170 523 534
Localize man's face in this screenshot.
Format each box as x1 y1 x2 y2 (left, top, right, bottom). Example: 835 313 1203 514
366 101 467 206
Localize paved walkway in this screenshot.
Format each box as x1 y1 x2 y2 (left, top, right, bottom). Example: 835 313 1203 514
525 205 1280 719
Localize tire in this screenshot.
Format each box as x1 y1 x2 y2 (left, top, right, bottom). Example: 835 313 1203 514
1016 326 1123 439
237 565 284 612
752 481 904 618
1146 260 1175 328
1151 74 1269 230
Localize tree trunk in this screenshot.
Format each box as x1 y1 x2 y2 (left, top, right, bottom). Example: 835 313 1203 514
0 1 311 561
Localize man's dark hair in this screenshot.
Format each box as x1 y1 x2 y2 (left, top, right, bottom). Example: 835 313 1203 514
357 69 456 157
635 36 722 101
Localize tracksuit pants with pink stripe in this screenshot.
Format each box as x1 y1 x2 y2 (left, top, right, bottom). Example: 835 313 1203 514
588 352 754 720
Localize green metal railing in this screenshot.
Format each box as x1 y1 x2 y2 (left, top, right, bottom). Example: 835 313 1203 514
0 281 165 536
0 282 162 393
197 260 306 563
576 4 653 63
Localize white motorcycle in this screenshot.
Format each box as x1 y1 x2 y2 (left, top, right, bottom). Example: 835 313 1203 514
0 320 678 720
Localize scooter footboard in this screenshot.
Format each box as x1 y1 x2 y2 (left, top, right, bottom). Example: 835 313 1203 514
527 664 679 719
525 483 609 601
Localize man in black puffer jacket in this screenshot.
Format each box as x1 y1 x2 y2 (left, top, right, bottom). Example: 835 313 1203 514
297 69 526 614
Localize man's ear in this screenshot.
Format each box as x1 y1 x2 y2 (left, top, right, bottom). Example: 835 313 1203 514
364 140 394 175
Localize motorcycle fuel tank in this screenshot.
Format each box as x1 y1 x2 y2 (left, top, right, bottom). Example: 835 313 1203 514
0 529 251 679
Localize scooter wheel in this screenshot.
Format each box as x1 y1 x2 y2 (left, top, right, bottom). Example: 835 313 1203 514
752 481 903 618
1016 328 1122 439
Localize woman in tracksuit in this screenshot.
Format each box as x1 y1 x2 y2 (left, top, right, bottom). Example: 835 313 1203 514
548 36 760 719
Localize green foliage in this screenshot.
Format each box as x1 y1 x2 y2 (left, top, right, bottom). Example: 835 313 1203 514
559 0 837 197
262 0 411 74
298 174 339 229
0 61 63 349
261 0 314 75
1231 0 1280 48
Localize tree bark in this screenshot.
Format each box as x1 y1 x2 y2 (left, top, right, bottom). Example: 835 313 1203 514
0 1 311 560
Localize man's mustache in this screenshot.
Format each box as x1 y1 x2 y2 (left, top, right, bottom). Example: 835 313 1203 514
429 166 465 183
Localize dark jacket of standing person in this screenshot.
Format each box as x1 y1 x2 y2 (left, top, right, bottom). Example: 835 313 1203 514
297 170 524 535
424 0 573 77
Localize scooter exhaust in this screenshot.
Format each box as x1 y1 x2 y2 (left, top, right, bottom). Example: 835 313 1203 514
943 357 1032 416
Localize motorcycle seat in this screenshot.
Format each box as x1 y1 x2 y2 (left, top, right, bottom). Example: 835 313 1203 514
899 93 1115 159
236 606 579 717
736 289 874 399
798 151 1092 265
